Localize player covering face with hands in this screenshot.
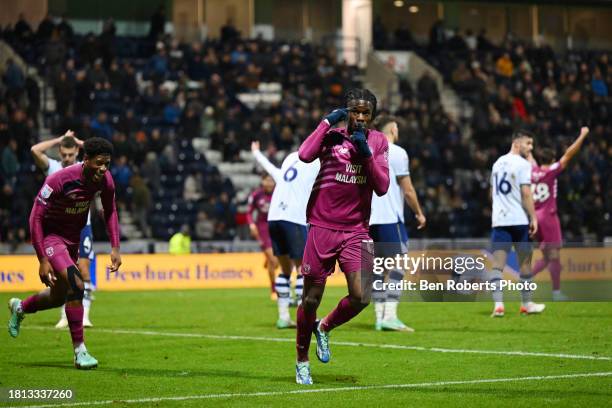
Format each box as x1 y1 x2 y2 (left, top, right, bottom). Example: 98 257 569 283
295 89 389 385
8 137 121 370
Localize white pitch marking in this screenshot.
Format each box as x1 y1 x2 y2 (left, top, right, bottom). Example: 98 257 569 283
27 326 612 361
19 372 612 408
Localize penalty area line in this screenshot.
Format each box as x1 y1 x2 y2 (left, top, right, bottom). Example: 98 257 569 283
19 372 612 408
27 326 612 362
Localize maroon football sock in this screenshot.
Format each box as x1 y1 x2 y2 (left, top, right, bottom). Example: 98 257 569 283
21 295 40 314
320 296 363 332
65 304 84 347
296 304 316 362
532 259 548 276
548 259 562 291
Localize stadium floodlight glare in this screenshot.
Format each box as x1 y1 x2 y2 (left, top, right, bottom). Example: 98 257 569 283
409 5 419 13
394 0 404 7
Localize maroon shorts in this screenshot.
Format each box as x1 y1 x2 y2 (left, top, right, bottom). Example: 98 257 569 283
43 234 78 273
257 223 272 251
535 214 562 249
301 225 373 285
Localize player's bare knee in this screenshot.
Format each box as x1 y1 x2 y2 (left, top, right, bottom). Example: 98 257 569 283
50 293 66 308
302 295 320 311
348 293 368 310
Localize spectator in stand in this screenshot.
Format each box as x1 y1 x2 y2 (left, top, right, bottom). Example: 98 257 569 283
130 172 152 238
110 155 132 198
149 5 166 41
496 52 514 78
417 71 439 108
1 139 19 185
13 13 33 42
184 171 204 202
141 152 161 191
195 211 215 240
91 112 113 140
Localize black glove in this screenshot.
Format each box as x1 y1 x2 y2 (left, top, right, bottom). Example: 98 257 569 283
324 108 348 126
350 125 372 158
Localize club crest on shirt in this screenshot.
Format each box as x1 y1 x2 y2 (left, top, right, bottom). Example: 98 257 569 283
302 263 311 273
336 145 349 155
45 246 54 257
40 184 53 199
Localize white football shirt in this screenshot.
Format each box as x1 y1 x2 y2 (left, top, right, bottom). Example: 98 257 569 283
491 153 531 227
370 143 410 225
253 150 320 226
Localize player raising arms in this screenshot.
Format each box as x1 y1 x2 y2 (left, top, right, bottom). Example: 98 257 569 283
530 127 590 300
370 116 426 332
489 130 544 317
295 89 389 385
251 141 320 329
31 131 96 328
8 137 121 369
246 173 278 300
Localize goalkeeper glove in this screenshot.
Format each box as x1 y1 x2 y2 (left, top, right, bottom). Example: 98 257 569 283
324 108 348 126
350 125 372 158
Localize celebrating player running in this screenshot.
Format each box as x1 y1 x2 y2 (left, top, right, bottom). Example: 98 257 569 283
8 137 121 370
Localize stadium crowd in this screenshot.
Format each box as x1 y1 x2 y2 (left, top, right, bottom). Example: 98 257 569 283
375 21 611 240
0 14 609 246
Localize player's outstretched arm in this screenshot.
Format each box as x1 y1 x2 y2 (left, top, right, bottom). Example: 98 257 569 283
559 126 590 169
298 109 346 162
251 141 283 183
399 175 426 229
101 174 122 272
31 137 59 171
30 130 76 171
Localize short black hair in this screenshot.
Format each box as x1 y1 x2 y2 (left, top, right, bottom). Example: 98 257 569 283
84 137 113 158
512 129 535 141
345 88 377 117
537 147 556 164
60 136 78 149
373 115 398 132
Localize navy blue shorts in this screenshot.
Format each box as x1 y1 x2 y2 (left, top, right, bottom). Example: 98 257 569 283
268 220 308 260
79 224 95 260
491 225 532 255
369 222 408 257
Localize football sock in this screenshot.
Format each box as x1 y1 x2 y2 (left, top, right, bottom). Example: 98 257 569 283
320 296 363 332
65 304 84 347
372 271 385 322
386 269 404 301
489 268 504 303
275 274 291 321
383 269 404 321
384 302 399 321
21 295 40 314
519 274 533 305
296 304 316 362
532 259 548 275
294 274 304 306
548 259 562 291
374 301 385 323
83 282 93 311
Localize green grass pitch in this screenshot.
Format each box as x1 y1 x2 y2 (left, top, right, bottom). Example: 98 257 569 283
1 287 611 407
